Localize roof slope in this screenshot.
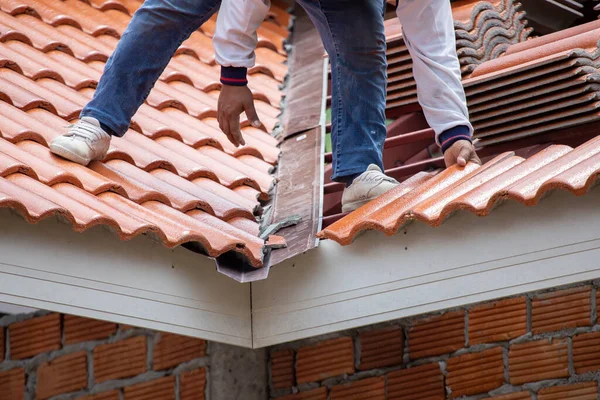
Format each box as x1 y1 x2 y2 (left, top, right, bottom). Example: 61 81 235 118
319 136 600 245
0 0 290 267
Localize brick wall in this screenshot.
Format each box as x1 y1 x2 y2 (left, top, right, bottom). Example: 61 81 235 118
268 282 600 400
2 281 599 400
0 313 208 400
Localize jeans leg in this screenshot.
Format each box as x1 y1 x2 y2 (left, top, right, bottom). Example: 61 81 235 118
296 0 388 181
396 0 473 142
82 0 221 137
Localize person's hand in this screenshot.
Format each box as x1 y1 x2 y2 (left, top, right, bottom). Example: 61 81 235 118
217 85 262 147
444 140 481 168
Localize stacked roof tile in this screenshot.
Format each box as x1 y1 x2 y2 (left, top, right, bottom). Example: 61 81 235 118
466 19 600 146
0 0 290 268
384 0 532 112
319 136 600 245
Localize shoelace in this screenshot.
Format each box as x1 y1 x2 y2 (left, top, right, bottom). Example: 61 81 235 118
357 171 396 184
69 122 106 143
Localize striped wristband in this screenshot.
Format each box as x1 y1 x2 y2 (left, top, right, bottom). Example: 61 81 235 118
220 66 248 86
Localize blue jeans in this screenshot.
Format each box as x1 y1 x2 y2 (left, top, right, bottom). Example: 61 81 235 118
82 0 388 182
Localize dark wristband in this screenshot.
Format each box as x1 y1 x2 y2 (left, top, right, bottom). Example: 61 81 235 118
220 66 248 86
439 125 472 153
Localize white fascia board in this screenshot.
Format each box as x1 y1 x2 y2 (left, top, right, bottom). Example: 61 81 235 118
251 187 600 348
0 209 252 348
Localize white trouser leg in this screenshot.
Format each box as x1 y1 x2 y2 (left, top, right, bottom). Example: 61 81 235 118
396 0 473 144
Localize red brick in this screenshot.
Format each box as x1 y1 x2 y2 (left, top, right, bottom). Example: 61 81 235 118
532 286 592 334
469 297 527 344
124 376 175 400
153 333 206 370
64 315 117 344
271 349 294 389
359 327 403 370
408 311 464 359
93 336 147 382
509 339 569 385
0 368 25 400
447 347 504 398
296 337 354 384
277 387 328 400
330 376 385 400
75 391 120 400
9 314 61 359
573 331 600 373
180 368 206 400
538 382 598 400
489 392 532 400
387 363 444 400
0 326 5 362
37 351 88 400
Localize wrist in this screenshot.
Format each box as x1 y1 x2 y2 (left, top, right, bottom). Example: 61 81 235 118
439 125 472 153
220 66 248 86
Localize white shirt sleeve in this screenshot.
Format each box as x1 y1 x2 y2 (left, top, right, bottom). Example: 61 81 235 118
213 0 271 69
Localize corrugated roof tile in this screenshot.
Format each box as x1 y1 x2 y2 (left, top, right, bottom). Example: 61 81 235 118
508 339 569 385
319 136 600 245
532 286 592 334
0 0 286 272
469 297 527 344
447 347 505 398
296 337 355 384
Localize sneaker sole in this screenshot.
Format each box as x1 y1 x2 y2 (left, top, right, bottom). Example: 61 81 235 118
49 143 91 166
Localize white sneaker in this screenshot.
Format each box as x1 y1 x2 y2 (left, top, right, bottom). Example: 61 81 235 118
49 117 111 166
341 164 399 213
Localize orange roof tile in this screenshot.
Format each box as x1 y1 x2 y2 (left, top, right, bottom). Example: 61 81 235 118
319 137 600 245
0 0 289 271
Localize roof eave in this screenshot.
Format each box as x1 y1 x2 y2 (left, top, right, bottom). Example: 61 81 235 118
251 184 600 348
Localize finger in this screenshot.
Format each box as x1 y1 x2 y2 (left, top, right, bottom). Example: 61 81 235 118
457 145 471 167
229 113 244 147
471 150 482 165
221 116 235 146
444 152 452 169
244 98 261 128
